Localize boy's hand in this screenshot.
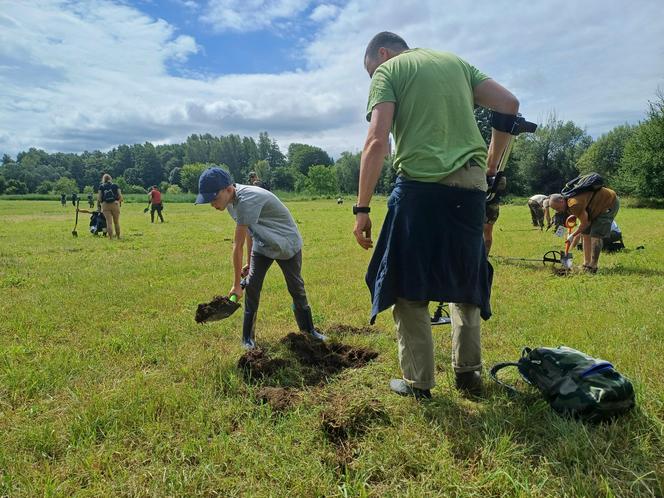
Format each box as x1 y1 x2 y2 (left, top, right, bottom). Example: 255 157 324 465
229 285 243 300
241 264 250 278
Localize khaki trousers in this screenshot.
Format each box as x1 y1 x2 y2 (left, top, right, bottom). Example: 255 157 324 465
392 161 486 390
102 201 121 238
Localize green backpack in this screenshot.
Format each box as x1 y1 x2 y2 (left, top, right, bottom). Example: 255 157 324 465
490 347 635 422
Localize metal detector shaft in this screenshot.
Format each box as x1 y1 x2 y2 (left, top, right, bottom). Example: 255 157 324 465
492 250 565 267
72 199 80 237
486 113 537 203
486 136 514 203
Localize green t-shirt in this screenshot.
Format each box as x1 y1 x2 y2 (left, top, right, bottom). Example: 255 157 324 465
366 48 490 182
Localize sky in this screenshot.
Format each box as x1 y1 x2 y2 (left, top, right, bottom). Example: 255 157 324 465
1 0 663 158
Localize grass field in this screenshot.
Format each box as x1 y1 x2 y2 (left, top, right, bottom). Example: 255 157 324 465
0 199 662 497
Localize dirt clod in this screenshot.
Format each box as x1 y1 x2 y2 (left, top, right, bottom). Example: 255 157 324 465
237 348 289 381
195 295 240 323
256 386 298 411
281 333 378 378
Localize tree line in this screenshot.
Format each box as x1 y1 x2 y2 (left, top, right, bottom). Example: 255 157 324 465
1 93 662 198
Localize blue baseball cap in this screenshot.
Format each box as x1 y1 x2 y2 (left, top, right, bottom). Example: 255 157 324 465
195 167 233 204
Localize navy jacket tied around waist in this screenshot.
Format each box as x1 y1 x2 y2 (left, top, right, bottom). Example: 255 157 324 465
366 177 493 323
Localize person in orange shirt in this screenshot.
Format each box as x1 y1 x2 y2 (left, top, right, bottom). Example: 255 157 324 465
147 186 165 223
548 189 619 273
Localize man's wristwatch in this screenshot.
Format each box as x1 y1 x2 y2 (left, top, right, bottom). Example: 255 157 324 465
352 204 370 215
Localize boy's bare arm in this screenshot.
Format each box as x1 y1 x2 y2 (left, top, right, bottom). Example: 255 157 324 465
231 224 249 296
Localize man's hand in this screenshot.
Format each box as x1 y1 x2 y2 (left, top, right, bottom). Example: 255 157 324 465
241 264 250 278
229 285 243 300
567 233 576 244
353 213 373 249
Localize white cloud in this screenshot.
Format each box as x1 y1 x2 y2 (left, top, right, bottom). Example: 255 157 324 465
310 4 338 22
200 0 312 32
0 0 663 158
177 0 199 9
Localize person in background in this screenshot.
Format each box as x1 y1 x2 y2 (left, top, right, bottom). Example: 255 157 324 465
527 194 549 229
248 171 269 190
97 174 123 240
87 192 94 208
60 193 67 207
548 190 619 273
484 174 507 254
147 185 165 223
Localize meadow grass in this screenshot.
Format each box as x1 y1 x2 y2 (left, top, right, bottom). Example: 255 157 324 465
0 199 662 497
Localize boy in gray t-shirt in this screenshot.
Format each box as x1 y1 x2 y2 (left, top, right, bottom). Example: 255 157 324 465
195 167 326 349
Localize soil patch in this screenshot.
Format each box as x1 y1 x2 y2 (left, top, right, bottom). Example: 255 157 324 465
281 333 378 379
321 398 389 444
195 295 240 323
237 348 289 382
256 386 298 411
325 324 377 336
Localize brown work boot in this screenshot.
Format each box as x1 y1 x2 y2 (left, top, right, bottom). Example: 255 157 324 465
455 371 483 397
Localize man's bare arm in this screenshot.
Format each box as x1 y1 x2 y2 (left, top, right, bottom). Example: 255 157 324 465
473 79 520 175
354 101 394 249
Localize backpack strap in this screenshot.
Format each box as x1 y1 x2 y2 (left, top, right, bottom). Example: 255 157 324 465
586 188 601 217
489 362 523 395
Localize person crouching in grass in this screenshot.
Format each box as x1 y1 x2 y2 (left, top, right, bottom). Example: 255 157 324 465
195 166 327 349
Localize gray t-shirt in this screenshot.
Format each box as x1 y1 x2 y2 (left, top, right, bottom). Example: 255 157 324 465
529 194 548 206
227 184 302 260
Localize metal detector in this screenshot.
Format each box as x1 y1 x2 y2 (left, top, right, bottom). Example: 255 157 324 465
492 215 579 271
491 250 568 269
431 302 451 326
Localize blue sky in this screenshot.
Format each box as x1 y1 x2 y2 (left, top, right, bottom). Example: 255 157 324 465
134 0 315 76
0 0 663 157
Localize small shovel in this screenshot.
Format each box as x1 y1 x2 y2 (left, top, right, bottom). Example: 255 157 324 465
561 215 577 270
195 294 241 323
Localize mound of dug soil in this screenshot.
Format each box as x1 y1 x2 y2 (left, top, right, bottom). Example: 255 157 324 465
281 333 378 377
195 295 240 323
237 348 289 381
321 398 389 444
256 386 298 412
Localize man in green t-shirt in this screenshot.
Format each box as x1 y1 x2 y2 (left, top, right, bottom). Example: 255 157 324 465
354 32 521 399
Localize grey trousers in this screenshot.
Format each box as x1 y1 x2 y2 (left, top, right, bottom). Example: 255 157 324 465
393 299 482 390
244 250 309 315
392 162 486 390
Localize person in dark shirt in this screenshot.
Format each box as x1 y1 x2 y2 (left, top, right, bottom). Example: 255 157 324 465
248 171 269 190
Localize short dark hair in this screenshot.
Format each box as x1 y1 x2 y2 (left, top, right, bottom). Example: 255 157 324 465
365 32 409 61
